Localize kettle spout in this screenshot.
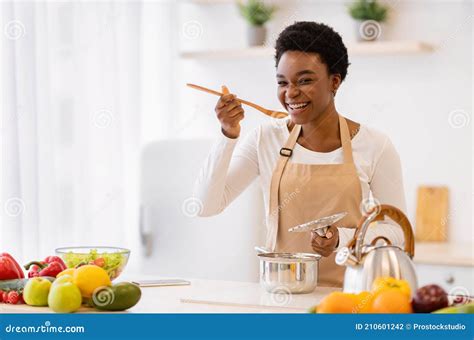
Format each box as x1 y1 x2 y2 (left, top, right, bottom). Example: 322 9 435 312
336 247 359 267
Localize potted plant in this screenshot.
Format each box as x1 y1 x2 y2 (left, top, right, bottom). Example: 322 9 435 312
348 0 388 41
238 0 277 46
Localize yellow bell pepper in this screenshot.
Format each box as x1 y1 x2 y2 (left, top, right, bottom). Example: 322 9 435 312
371 277 411 298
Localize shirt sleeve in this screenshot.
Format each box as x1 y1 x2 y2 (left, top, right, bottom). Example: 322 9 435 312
338 136 408 249
193 128 260 217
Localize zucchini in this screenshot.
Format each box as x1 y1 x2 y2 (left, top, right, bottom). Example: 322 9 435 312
91 282 141 311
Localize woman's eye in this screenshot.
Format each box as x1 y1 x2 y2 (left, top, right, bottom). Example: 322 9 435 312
277 81 288 86
298 78 313 84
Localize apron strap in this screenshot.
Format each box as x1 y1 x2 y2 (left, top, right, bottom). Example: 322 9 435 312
339 115 354 164
266 123 301 250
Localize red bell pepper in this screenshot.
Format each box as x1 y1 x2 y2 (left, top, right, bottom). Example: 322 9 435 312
24 256 67 278
0 253 25 280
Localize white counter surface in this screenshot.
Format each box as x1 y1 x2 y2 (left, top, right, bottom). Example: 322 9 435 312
0 277 338 314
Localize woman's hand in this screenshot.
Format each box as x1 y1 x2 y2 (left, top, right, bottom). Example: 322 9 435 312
311 225 339 257
215 86 245 139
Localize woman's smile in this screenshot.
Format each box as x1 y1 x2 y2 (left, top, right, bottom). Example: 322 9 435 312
286 101 311 116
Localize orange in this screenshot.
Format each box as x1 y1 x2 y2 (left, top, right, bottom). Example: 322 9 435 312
353 291 375 313
370 289 413 313
72 265 111 298
317 292 358 313
57 268 75 278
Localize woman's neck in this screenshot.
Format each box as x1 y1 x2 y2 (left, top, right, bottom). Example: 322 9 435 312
298 105 341 152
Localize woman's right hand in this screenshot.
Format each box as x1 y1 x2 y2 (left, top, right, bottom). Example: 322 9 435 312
215 86 245 139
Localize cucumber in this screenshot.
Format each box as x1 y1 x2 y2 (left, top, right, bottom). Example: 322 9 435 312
0 279 28 292
0 277 54 292
91 282 141 311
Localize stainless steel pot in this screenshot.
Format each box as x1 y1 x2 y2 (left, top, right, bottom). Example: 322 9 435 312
256 247 321 294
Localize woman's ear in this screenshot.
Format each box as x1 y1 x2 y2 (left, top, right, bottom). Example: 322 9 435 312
330 74 342 93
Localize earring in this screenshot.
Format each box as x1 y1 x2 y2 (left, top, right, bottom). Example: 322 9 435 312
332 90 337 97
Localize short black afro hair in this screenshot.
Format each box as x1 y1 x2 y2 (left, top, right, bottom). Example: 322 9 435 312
275 22 350 82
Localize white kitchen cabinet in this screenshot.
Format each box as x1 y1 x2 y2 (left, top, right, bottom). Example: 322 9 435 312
415 263 473 294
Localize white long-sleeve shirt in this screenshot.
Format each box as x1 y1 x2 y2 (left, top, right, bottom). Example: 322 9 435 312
194 117 407 249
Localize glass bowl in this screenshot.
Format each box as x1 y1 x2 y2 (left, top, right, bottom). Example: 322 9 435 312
55 246 130 281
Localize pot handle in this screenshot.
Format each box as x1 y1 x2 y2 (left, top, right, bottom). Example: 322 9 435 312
347 204 415 261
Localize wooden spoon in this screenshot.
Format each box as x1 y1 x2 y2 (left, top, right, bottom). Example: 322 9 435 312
186 83 288 119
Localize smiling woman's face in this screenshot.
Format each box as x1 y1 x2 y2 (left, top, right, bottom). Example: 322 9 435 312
276 50 340 125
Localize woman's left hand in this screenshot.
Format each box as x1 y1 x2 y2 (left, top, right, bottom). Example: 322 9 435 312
311 225 339 257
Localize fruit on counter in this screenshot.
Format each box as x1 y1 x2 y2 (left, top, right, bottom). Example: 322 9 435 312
0 253 25 280
0 290 23 304
371 289 413 313
5 291 20 304
310 278 413 314
352 291 374 313
412 284 448 313
52 274 74 286
372 277 411 298
23 277 52 306
24 256 67 278
316 292 359 313
91 282 142 311
48 274 82 313
56 268 75 278
72 265 111 298
433 302 474 314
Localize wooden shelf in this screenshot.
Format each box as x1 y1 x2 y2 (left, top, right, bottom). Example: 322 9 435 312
180 41 434 60
348 40 434 55
181 46 274 59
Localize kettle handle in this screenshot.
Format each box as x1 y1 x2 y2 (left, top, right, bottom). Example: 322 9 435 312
347 204 415 261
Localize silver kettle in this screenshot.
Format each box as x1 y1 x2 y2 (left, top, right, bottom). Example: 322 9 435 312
335 204 418 296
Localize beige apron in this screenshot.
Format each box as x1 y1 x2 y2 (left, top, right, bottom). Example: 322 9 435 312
267 115 362 287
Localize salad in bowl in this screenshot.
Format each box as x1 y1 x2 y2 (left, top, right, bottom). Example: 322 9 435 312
55 247 130 280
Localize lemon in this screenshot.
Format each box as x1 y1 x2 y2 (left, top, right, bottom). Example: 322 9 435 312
57 268 75 278
73 265 111 298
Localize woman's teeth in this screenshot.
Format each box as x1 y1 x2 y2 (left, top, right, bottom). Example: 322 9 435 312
287 102 309 111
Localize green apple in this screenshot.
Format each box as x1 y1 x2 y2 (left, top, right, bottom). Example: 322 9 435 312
433 303 474 314
23 277 52 306
48 281 82 313
51 274 73 287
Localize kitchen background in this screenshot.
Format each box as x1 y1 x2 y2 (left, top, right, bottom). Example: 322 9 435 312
1 1 472 291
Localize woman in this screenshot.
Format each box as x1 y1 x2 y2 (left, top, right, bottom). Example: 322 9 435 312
194 22 406 287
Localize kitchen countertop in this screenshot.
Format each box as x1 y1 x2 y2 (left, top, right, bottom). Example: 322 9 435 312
414 242 473 267
4 242 467 314
0 277 338 314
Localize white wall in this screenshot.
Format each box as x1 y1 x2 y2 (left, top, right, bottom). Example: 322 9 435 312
171 0 472 244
